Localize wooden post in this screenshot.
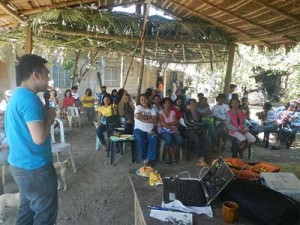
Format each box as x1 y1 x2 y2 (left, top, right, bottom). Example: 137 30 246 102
136 0 151 102
223 44 236 100
25 25 32 54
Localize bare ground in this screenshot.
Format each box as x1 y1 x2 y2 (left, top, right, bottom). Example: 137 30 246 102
2 121 300 225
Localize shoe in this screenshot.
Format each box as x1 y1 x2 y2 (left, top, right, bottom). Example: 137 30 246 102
143 159 150 167
270 145 280 150
196 161 209 167
171 160 179 165
164 160 172 166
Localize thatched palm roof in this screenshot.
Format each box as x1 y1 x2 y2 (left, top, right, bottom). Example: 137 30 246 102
0 0 299 62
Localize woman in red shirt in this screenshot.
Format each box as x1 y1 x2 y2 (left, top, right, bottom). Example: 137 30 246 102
61 89 75 119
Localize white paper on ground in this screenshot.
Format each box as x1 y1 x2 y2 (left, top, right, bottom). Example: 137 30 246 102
161 200 213 218
149 209 193 225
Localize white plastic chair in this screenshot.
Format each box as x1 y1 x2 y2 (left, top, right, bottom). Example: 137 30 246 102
51 117 77 173
67 107 81 129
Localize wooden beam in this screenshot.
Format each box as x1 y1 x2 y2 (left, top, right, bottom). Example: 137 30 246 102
42 28 227 46
21 0 144 15
223 44 236 101
0 2 26 24
239 26 300 42
199 0 291 40
24 25 32 54
165 0 271 46
251 0 300 24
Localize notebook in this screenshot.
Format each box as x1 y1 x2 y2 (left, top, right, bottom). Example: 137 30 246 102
163 157 234 206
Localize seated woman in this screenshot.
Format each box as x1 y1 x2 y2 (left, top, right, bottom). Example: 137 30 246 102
158 97 183 166
119 94 135 134
96 94 116 151
225 98 256 158
81 88 95 123
133 94 158 166
183 99 209 166
152 94 162 113
49 89 59 108
111 89 118 103
197 97 217 151
61 89 75 119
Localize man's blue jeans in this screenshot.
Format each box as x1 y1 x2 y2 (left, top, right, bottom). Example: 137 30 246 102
133 129 157 162
10 163 58 225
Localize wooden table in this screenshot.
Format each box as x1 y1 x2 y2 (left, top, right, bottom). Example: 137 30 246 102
129 168 254 225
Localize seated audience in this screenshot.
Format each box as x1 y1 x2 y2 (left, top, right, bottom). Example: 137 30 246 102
96 86 107 105
152 94 162 113
81 88 95 123
225 98 256 157
158 97 183 166
49 89 59 108
133 94 158 166
71 86 81 107
183 99 209 166
0 90 12 112
0 112 9 164
111 89 118 103
212 94 230 144
120 94 135 134
197 97 217 151
255 102 278 148
96 94 116 151
62 89 75 119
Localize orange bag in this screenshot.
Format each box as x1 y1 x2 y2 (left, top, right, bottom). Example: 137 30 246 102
213 158 280 180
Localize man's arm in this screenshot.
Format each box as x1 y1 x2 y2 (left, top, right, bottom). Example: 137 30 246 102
27 108 56 145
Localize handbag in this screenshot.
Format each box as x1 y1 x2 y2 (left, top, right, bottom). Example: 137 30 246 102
213 158 280 180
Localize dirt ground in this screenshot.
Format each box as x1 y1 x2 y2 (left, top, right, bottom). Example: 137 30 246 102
2 110 300 225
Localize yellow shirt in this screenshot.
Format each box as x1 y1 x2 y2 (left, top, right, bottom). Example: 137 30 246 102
81 95 95 108
98 105 114 117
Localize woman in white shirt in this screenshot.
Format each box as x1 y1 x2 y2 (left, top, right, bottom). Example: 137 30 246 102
134 94 158 166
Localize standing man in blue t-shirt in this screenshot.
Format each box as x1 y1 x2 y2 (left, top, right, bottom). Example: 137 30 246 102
5 54 58 225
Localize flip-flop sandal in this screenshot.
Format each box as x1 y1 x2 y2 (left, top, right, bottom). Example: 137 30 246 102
196 162 209 167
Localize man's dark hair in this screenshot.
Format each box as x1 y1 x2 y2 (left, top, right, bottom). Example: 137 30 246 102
71 86 78 90
16 54 48 83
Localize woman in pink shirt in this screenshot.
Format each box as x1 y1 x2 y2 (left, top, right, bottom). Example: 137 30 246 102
158 97 183 166
225 98 255 157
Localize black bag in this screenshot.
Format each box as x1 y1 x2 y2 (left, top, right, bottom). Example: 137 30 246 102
106 116 125 137
220 178 300 225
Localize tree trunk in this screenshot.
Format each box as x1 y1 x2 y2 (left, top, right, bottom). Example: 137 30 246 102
223 44 236 101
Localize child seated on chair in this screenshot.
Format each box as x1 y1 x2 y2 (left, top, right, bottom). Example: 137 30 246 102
255 102 278 148
212 94 229 145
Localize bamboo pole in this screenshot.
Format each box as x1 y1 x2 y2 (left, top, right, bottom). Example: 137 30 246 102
223 44 236 101
136 0 151 102
24 25 32 54
0 2 26 24
42 28 226 46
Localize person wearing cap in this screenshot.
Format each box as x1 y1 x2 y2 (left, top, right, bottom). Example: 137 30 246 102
0 90 12 112
5 54 57 224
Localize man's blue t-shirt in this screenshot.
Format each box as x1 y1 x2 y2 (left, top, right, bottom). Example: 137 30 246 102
5 87 52 170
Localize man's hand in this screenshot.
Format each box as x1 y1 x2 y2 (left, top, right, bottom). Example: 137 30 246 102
45 108 56 126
